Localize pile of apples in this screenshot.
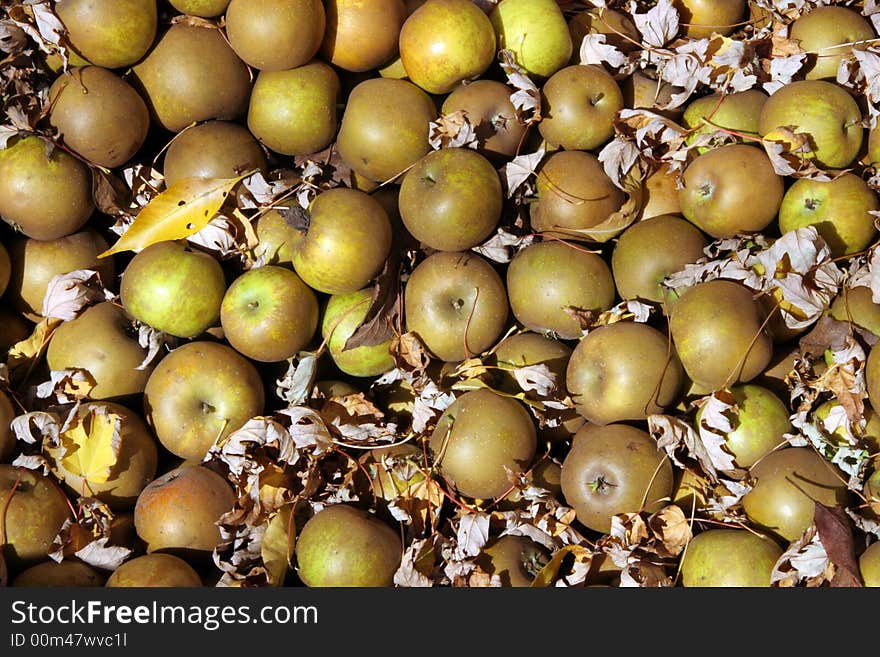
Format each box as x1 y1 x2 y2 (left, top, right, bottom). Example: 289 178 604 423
1 0 880 589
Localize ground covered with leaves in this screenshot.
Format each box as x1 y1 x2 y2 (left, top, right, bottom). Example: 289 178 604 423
1 0 880 588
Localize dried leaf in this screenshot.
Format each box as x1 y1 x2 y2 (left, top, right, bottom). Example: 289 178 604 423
530 544 594 588
6 317 62 381
501 146 545 198
647 505 692 558
74 537 131 572
814 502 863 587
59 405 122 484
275 352 319 407
453 512 491 560
99 175 248 257
629 0 679 48
343 259 401 351
261 504 296 587
41 270 114 321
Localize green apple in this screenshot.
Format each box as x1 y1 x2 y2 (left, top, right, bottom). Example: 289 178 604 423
669 279 773 391
742 447 850 543
861 541 880 587
538 64 624 151
695 384 790 469
440 79 527 161
106 554 203 587
293 188 392 295
830 286 880 338
143 341 265 461
169 0 230 17
398 147 502 252
54 0 157 69
46 302 153 400
220 265 319 363
120 240 227 339
678 144 783 238
429 388 537 500
321 288 395 378
758 80 864 170
295 504 402 587
490 0 572 79
566 322 685 426
611 214 708 304
680 529 782 587
682 89 768 153
225 0 326 72
253 209 304 269
506 240 616 340
336 77 437 183
247 60 340 156
777 172 878 257
672 0 746 39
404 251 509 363
321 0 408 73
790 6 875 81
399 0 496 94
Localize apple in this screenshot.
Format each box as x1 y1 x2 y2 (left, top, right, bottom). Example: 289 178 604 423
695 384 790 468
220 265 319 363
247 61 341 157
0 466 71 572
529 150 625 239
0 135 94 242
790 6 876 81
293 188 392 295
742 447 850 543
566 322 685 425
404 251 509 363
134 464 235 555
295 504 402 587
224 0 326 72
321 0 408 72
321 288 395 378
682 89 768 153
474 535 549 587
493 331 571 394
429 388 537 500
131 23 252 133
44 401 159 511
640 163 683 219
48 66 150 169
611 214 708 305
106 553 203 587
672 0 746 39
560 423 674 534
143 340 265 461
777 173 878 258
506 240 616 340
398 147 503 252
538 64 624 151
399 0 496 95
6 230 116 322
119 240 227 339
12 560 105 587
830 286 880 339
440 79 528 161
253 210 304 269
669 279 774 391
678 144 784 239
861 541 880 587
490 0 573 79
163 120 268 188
620 70 684 121
336 77 437 183
568 8 640 59
758 80 864 170
45 301 153 400
54 0 157 69
169 0 230 17
680 529 782 587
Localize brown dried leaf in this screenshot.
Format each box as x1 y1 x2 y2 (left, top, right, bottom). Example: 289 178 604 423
530 544 594 588
647 505 692 558
814 502 863 587
343 259 401 351
261 504 296 587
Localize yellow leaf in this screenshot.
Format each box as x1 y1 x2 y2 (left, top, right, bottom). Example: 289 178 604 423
99 174 249 257
59 406 122 484
262 504 297 587
6 317 62 380
530 544 594 588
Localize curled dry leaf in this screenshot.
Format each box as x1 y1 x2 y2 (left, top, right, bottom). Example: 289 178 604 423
35 368 96 405
41 269 114 322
